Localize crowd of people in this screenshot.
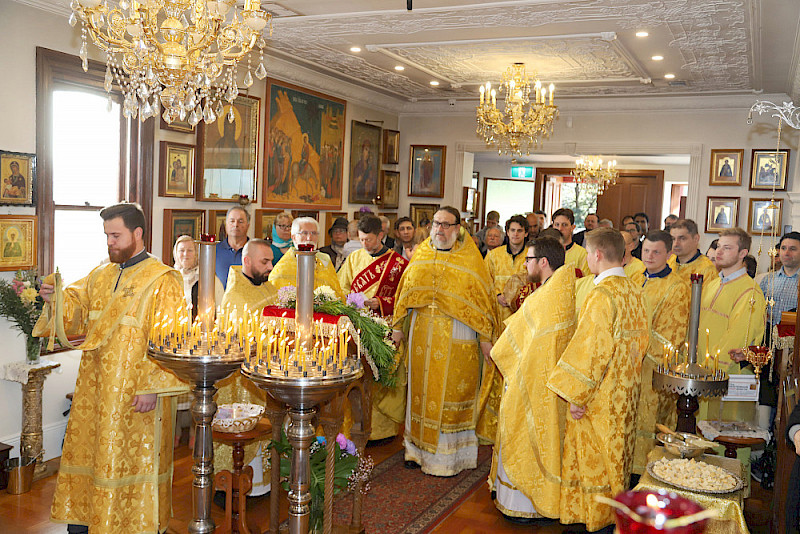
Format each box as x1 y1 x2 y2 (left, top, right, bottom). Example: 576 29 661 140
33 201 800 533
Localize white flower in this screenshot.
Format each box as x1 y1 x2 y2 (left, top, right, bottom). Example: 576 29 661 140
23 281 31 288
313 285 337 302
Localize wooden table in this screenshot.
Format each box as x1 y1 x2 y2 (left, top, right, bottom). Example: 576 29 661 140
212 419 272 534
713 434 766 459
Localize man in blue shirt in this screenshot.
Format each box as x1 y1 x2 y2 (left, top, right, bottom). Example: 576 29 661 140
216 206 250 288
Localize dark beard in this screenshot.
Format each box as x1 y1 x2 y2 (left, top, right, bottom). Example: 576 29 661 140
108 241 138 264
250 270 269 285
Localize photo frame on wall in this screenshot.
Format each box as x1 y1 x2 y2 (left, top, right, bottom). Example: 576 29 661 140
410 203 440 228
197 94 260 202
159 141 195 197
162 209 205 264
0 215 36 271
409 145 446 197
462 186 477 213
381 170 400 209
208 209 227 241
160 114 195 133
254 209 285 241
349 121 382 204
264 79 346 209
748 198 783 236
705 197 739 233
382 129 400 165
379 212 398 234
0 151 35 206
750 149 790 191
709 149 743 186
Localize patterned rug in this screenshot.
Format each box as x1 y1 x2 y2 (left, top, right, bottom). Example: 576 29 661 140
332 445 493 533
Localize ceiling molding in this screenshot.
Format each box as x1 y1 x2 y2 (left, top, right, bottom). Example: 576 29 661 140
11 0 69 16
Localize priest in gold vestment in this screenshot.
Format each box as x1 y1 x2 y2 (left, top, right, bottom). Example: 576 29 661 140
34 203 188 534
698 228 766 423
669 219 719 282
490 236 575 521
268 216 345 298
338 215 408 440
392 207 496 476
216 239 278 497
629 231 690 474
547 229 649 531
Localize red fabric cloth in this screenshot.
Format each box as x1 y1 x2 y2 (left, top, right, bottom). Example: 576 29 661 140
262 305 342 324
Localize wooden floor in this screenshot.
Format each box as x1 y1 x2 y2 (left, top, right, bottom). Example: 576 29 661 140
0 434 775 534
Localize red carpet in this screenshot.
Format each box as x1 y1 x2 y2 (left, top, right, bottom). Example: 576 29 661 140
332 445 493 533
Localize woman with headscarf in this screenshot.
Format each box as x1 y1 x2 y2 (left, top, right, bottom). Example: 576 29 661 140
172 235 198 447
271 212 293 264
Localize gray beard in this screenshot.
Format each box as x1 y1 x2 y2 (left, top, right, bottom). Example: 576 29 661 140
431 233 457 250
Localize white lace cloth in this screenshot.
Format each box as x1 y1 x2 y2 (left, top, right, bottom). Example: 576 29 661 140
697 419 771 442
1 358 61 385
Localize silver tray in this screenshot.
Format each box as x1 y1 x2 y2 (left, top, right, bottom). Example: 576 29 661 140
646 460 744 495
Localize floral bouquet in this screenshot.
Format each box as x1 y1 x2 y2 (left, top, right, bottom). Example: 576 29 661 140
270 430 373 531
276 285 398 387
0 270 45 362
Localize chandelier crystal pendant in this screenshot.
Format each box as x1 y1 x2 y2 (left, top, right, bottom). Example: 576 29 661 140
476 63 558 156
571 156 618 196
70 0 272 125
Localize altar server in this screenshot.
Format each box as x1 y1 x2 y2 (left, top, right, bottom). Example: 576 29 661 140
668 219 719 282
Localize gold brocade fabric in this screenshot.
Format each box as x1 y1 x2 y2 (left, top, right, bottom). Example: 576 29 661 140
625 257 645 279
490 266 577 519
32 259 188 533
575 275 595 313
268 247 345 299
547 275 649 532
338 248 407 440
631 271 690 473
484 245 527 324
697 273 766 422
565 243 590 277
668 253 719 284
634 448 748 534
214 267 278 489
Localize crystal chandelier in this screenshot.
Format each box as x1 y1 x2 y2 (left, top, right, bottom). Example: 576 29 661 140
476 63 558 156
571 156 618 196
69 0 272 125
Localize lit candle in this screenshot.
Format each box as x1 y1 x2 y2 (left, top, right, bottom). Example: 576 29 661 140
705 328 710 354
479 85 485 105
548 83 554 105
257 332 264 364
491 89 496 107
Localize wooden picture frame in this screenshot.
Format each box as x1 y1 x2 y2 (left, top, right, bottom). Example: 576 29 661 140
159 141 195 197
349 121 382 204
379 212 398 237
196 94 260 202
323 211 348 246
162 209 205 264
409 145 446 197
160 114 195 133
207 209 228 241
380 170 400 209
382 129 400 165
462 186 477 213
750 149 790 191
254 209 285 241
410 203 440 228
748 198 783 236
263 79 346 209
705 197 739 233
0 215 36 270
0 151 35 206
709 149 743 186
291 210 319 221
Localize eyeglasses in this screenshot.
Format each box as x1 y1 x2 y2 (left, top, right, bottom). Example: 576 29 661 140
524 255 542 263
297 231 319 238
275 224 291 230
431 221 456 229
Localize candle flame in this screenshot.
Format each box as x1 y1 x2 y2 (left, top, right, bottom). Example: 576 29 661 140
645 493 660 509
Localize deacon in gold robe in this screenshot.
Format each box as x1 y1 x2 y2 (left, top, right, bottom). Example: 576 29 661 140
33 203 188 534
268 216 345 299
392 206 497 476
576 230 645 312
338 215 408 440
552 208 590 277
547 228 649 531
485 214 529 324
629 231 690 474
669 218 718 282
698 228 766 423
216 239 278 496
490 236 575 521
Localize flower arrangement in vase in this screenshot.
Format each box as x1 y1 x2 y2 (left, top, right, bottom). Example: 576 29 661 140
0 269 45 363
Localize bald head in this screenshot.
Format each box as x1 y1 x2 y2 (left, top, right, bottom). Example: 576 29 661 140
242 239 273 283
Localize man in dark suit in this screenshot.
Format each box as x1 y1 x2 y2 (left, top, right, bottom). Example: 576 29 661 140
573 213 598 246
319 217 348 271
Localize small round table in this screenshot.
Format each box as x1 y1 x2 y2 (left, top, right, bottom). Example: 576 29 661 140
212 419 272 534
713 434 766 459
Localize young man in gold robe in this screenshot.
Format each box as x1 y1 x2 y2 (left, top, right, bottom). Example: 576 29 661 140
34 203 188 534
552 208 590 277
268 216 345 298
490 236 575 523
338 215 408 440
629 231 690 474
215 239 278 499
392 206 497 476
698 228 766 423
575 230 645 312
547 228 649 531
485 214 529 324
668 218 719 282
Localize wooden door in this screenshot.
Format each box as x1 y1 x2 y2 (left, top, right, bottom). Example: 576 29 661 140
596 170 664 229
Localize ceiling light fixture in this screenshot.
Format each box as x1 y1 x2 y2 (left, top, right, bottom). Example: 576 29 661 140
664 73 676 79
394 65 405 71
476 62 558 156
69 0 272 125
572 156 618 196
635 31 649 37
652 55 664 61
430 80 439 86
350 46 362 53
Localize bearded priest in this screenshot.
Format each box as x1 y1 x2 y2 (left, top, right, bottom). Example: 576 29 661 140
338 215 408 440
392 206 497 476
